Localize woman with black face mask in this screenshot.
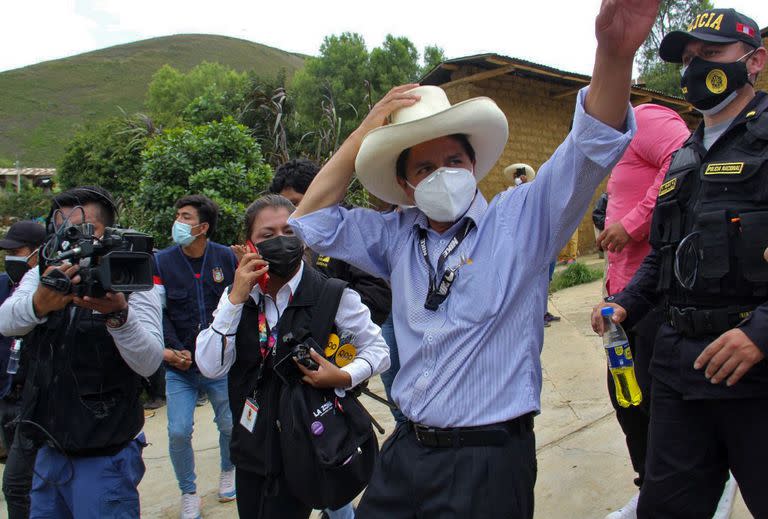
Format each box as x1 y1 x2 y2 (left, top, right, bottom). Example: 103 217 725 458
195 194 389 519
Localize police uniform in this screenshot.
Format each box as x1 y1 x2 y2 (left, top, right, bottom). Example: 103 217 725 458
614 92 768 517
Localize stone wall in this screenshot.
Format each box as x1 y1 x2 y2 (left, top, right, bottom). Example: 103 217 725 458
756 32 768 93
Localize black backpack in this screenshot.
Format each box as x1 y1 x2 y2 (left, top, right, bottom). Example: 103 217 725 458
277 278 379 510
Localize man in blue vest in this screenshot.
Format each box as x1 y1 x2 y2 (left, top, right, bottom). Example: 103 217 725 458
154 195 238 519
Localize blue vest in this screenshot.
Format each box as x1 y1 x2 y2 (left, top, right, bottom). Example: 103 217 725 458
155 242 236 369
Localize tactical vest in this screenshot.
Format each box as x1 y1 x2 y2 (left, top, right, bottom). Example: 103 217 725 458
227 266 343 475
23 307 143 456
650 93 768 309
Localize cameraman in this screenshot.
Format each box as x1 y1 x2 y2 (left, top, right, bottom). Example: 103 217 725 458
0 186 163 518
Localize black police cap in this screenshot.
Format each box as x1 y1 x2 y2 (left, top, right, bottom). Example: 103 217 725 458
659 8 762 63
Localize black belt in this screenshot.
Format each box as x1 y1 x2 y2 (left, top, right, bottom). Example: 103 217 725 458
666 305 753 338
409 413 534 448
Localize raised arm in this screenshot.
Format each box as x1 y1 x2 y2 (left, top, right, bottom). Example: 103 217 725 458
293 84 420 219
585 0 661 129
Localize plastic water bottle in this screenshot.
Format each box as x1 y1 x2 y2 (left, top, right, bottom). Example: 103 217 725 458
601 307 642 408
7 339 21 375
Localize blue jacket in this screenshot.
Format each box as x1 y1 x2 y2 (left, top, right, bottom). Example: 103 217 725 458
154 242 236 372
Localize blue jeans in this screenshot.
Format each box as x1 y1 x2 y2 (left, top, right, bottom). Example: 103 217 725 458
166 369 234 494
30 433 146 519
379 313 406 423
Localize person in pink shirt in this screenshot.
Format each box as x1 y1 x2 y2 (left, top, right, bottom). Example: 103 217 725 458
596 103 690 519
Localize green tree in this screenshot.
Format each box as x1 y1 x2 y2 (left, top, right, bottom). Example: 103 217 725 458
369 35 420 97
291 33 425 161
637 0 714 96
146 62 249 127
58 112 159 200
136 117 272 247
291 32 371 148
422 45 446 76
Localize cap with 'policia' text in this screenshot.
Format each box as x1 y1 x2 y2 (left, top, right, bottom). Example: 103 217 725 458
659 8 762 63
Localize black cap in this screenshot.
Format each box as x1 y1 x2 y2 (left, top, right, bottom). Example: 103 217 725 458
0 221 47 250
659 8 762 63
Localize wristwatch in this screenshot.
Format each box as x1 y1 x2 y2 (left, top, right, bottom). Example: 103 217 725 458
105 307 129 328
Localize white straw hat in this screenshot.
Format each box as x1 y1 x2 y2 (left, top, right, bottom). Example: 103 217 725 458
355 85 509 206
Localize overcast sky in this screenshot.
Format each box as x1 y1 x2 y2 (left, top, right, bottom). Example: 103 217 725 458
1 0 767 75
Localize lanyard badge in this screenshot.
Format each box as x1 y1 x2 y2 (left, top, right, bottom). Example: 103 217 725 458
419 220 474 311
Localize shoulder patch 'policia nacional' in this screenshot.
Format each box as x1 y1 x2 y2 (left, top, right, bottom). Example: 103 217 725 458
658 178 678 197
316 255 331 268
704 162 744 175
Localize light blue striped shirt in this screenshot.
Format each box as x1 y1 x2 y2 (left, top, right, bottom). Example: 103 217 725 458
290 89 636 427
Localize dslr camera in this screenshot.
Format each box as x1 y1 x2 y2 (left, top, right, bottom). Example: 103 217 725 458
273 331 320 383
40 223 154 297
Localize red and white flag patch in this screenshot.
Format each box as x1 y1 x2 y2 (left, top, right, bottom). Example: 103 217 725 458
736 23 755 38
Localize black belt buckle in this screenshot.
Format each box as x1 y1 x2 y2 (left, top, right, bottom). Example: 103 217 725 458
414 425 439 447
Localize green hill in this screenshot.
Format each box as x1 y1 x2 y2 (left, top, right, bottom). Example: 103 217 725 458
0 34 306 167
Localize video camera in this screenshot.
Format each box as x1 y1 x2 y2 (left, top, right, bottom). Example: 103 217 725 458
40 223 154 298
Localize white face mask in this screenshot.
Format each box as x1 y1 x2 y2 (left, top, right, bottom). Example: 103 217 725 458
407 167 477 222
514 177 523 186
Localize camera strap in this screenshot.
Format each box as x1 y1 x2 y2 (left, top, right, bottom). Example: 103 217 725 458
418 219 474 311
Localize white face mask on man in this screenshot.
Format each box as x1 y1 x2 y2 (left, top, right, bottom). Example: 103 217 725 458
407 167 477 223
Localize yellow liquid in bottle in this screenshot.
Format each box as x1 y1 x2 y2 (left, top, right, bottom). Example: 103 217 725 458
610 366 643 408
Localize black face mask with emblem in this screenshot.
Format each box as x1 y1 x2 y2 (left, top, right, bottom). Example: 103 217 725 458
680 56 750 113
257 235 304 279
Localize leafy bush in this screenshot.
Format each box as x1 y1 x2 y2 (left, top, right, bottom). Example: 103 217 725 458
137 117 272 247
549 262 604 293
0 181 52 222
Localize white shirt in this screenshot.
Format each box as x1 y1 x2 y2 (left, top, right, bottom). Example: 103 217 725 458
195 262 390 388
0 267 164 377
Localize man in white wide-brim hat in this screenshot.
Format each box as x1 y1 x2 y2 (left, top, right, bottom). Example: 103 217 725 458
289 1 658 517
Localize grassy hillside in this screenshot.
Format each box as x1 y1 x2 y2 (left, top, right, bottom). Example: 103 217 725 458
0 34 305 167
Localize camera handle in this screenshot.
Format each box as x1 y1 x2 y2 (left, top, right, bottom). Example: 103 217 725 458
40 269 72 294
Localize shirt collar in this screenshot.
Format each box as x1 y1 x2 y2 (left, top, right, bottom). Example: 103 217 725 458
412 191 488 234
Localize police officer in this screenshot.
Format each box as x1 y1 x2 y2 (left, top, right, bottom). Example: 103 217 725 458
591 9 768 518
0 186 163 518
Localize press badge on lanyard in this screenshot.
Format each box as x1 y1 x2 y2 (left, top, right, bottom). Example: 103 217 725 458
240 398 259 432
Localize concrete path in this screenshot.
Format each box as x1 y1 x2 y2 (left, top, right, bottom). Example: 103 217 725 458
0 278 753 518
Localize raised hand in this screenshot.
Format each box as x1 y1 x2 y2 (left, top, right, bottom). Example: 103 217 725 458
353 84 421 139
228 253 269 305
595 0 661 58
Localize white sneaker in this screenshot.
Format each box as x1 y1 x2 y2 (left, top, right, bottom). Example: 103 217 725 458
218 469 237 502
181 493 201 519
712 472 738 519
605 492 639 519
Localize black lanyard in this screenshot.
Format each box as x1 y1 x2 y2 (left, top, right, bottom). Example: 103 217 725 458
418 219 474 310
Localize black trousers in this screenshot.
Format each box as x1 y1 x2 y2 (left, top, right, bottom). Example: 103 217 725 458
143 365 166 400
606 307 661 487
235 468 311 519
356 420 537 519
2 422 38 519
638 379 768 519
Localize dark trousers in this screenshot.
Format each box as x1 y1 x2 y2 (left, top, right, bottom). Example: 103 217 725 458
143 365 166 400
235 468 311 519
3 424 38 519
638 379 768 519
606 307 660 487
356 420 537 519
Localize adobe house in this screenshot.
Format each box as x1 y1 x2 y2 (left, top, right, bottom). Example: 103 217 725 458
421 54 700 257
756 26 768 92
